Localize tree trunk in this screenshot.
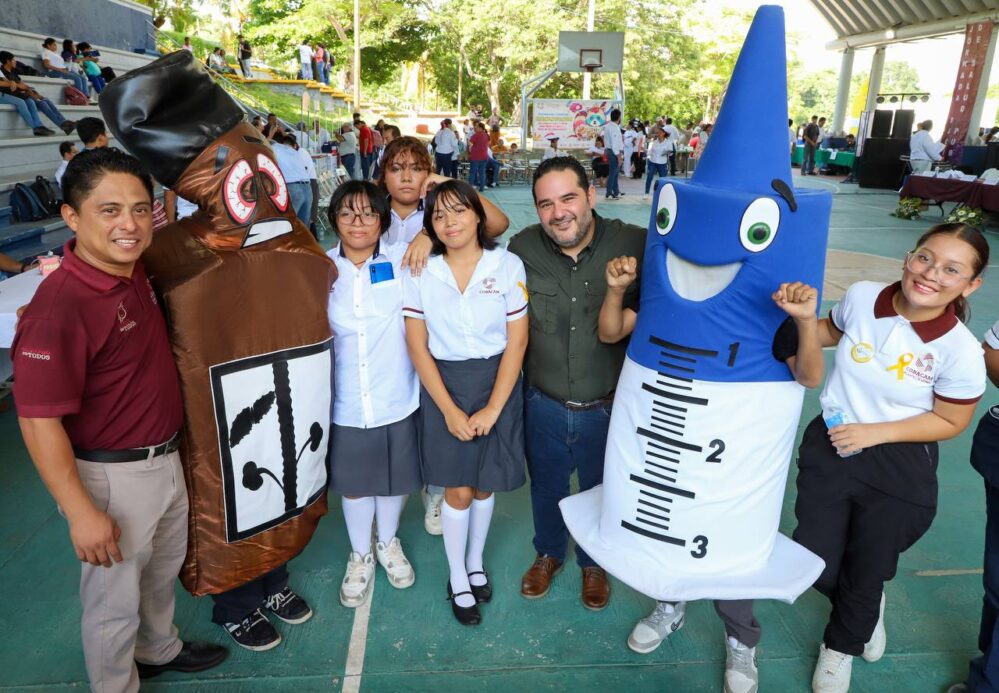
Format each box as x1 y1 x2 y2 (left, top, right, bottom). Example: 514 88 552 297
488 77 501 116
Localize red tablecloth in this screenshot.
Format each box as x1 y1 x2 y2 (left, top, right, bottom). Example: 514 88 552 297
899 176 999 212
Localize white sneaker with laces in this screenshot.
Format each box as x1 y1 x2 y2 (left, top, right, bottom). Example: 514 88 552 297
375 537 415 588
340 551 375 607
862 592 886 662
724 636 758 693
812 643 853 693
627 601 686 654
423 490 443 535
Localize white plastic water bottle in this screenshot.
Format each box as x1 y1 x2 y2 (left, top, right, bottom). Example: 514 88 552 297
820 394 860 457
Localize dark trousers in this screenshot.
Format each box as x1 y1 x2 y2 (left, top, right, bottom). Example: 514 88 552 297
341 153 356 180
360 153 372 180
211 564 289 624
605 148 620 197
667 152 676 176
524 385 609 567
434 152 453 176
793 417 936 656
968 410 999 692
664 599 761 648
802 143 817 174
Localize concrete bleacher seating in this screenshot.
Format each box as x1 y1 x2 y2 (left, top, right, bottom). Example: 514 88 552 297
0 25 154 262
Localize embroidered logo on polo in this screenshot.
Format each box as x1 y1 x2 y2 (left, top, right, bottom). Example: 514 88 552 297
210 339 331 542
480 277 500 294
116 301 137 333
850 342 874 363
904 352 935 384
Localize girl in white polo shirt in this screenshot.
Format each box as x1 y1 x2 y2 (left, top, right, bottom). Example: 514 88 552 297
380 137 511 538
325 181 421 608
403 179 528 626
795 223 989 692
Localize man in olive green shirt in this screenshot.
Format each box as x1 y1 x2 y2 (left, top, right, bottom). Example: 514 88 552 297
508 157 646 610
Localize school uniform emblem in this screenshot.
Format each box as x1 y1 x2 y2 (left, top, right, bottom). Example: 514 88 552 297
210 339 332 541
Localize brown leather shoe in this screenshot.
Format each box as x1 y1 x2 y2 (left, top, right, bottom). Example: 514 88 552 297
581 566 610 610
520 554 563 599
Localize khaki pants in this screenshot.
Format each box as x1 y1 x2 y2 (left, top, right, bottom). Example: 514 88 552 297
75 451 187 693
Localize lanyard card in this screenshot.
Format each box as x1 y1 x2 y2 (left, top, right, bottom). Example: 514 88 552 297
369 261 395 284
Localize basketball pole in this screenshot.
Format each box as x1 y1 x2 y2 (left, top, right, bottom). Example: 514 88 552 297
353 0 361 110
582 0 595 100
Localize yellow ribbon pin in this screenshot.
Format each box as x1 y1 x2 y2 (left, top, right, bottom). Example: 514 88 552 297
886 353 913 381
518 281 529 302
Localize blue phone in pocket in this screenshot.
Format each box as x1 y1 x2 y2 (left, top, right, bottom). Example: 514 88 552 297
369 262 395 284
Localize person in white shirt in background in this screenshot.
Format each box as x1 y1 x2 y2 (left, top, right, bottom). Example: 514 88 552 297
541 135 566 161
909 120 944 174
601 108 625 199
623 120 639 178
54 141 77 189
290 134 321 238
663 117 680 175
432 119 459 178
40 37 90 98
643 127 671 199
337 122 359 180
789 117 797 157
271 131 313 225
817 116 828 147
325 180 421 608
298 41 314 80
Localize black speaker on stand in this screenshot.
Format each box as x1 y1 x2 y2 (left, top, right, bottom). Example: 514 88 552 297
871 110 893 138
891 110 915 139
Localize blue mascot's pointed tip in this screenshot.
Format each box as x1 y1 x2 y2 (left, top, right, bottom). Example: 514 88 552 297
691 5 792 196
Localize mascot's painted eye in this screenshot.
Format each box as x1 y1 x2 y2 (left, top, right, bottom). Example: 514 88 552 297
223 159 256 224
654 184 677 235
256 154 289 212
739 197 780 252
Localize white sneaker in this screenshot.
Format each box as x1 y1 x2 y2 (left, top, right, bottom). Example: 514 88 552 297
627 601 686 654
339 551 375 607
862 592 886 662
375 537 415 588
724 636 758 693
812 643 853 693
422 490 443 535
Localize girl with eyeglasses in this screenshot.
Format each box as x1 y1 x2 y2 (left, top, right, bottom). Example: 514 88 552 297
325 181 422 608
403 180 528 625
794 223 989 692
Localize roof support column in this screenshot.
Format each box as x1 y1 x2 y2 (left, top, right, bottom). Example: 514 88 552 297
831 47 854 135
967 22 999 144
864 46 886 114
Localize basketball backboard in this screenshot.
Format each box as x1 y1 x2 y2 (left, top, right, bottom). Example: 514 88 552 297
558 31 624 74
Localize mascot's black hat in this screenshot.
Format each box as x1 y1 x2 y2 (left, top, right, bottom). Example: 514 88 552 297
99 50 245 187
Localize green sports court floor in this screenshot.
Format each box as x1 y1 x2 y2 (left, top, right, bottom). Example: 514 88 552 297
1 172 998 692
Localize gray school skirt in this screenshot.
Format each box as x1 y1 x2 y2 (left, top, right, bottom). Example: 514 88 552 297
420 354 526 492
330 410 423 496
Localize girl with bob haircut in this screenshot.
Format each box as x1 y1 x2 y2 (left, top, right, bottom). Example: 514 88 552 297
795 222 989 692
325 180 423 608
380 136 509 538
402 180 528 625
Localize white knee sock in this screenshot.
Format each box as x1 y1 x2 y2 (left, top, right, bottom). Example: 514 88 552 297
375 495 406 544
341 496 375 556
441 500 475 608
465 494 495 586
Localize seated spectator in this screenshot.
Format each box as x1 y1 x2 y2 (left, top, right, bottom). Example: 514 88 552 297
251 114 264 131
541 135 568 161
0 252 39 280
0 51 77 136
54 141 78 188
76 116 109 150
485 145 504 188
40 37 91 97
589 136 608 186
262 112 282 140
183 37 194 53
75 43 105 94
207 48 226 73
217 49 237 75
61 39 83 78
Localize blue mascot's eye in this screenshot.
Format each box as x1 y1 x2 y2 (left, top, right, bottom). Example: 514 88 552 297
748 222 770 245
657 208 670 230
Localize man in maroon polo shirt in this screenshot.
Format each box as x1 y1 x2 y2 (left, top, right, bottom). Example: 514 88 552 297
12 147 226 692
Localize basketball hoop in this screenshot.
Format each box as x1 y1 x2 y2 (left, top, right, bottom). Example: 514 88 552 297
580 49 603 72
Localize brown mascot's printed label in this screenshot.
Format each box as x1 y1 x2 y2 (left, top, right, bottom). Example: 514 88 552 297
142 122 336 595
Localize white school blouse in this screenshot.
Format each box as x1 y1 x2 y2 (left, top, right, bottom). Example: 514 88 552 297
402 247 528 361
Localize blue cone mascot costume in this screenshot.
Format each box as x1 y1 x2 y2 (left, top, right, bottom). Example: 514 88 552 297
561 6 831 602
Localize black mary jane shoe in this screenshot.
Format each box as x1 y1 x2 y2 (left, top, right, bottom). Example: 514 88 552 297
468 570 492 603
447 581 481 625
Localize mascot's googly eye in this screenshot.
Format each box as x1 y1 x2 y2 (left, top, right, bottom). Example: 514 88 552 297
654 184 678 236
256 154 289 212
739 197 780 252
223 159 256 224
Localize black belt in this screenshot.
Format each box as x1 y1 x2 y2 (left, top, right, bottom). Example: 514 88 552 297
74 433 180 463
536 388 614 411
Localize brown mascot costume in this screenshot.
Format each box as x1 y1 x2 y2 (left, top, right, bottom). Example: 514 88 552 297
98 51 336 612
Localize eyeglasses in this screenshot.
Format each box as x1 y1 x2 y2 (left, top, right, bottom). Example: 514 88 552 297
336 210 380 225
904 251 974 287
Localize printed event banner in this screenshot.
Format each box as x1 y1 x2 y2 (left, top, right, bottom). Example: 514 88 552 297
943 21 994 162
531 99 623 149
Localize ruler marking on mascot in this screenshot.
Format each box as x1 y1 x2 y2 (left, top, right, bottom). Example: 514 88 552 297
560 5 832 603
